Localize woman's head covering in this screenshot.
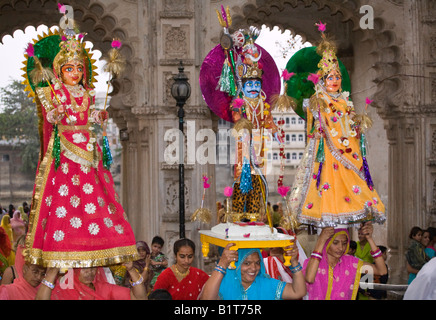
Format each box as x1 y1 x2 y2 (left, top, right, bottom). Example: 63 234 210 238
136 241 150 255
219 248 271 300
10 211 26 240
0 226 12 258
51 267 120 300
324 227 350 256
303 228 362 300
51 268 105 300
0 245 40 300
1 215 13 244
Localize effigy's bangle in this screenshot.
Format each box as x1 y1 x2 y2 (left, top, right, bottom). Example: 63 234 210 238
289 263 302 274
41 279 55 290
130 274 144 287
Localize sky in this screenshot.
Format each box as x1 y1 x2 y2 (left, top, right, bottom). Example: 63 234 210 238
0 25 109 93
0 24 311 96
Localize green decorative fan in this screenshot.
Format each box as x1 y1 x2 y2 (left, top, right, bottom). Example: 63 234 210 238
285 46 351 119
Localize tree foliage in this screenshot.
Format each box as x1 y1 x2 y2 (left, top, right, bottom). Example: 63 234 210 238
0 80 40 175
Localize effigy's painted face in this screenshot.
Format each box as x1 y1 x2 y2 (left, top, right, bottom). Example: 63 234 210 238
325 69 342 93
242 79 262 99
61 60 84 86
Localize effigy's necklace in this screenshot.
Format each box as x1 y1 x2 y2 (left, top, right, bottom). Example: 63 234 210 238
65 85 89 114
244 97 263 127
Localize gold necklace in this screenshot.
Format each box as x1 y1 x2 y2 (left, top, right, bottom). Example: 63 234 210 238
173 265 190 278
65 85 89 113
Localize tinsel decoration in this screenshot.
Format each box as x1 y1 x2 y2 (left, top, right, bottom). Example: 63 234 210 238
359 98 375 188
99 39 126 171
191 175 212 224
239 157 253 194
270 71 296 113
362 157 374 189
28 54 55 85
232 118 253 137
354 113 373 134
102 134 113 170
360 133 374 188
218 56 237 96
316 162 323 190
315 125 325 189
52 123 61 170
270 83 297 113
223 186 234 223
102 39 126 78
277 186 300 234
216 5 232 29
315 137 325 163
360 133 368 158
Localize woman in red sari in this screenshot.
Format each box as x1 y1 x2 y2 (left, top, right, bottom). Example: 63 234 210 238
152 238 209 300
36 262 147 300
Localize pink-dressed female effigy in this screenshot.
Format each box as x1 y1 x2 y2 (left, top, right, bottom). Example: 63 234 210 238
22 9 138 268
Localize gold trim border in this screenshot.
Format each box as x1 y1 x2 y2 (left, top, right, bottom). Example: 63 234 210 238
26 245 139 268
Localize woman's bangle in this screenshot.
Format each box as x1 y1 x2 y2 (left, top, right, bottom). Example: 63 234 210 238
289 263 303 274
371 249 382 259
214 265 227 276
311 251 323 261
130 274 144 287
41 279 55 290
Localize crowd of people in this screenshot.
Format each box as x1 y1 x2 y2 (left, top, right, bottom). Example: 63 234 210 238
0 203 400 301
405 226 436 283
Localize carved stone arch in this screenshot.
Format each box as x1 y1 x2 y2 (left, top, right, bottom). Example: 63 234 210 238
0 0 138 123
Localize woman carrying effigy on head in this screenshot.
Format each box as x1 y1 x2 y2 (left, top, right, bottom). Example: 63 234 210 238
303 222 387 300
287 22 386 228
199 242 306 300
22 5 138 269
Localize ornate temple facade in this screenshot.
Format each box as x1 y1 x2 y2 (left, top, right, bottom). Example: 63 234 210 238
1 0 435 284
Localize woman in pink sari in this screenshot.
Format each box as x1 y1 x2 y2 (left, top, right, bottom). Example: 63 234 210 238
303 222 387 300
10 211 26 242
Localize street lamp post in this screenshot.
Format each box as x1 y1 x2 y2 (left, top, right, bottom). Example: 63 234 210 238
171 61 191 239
